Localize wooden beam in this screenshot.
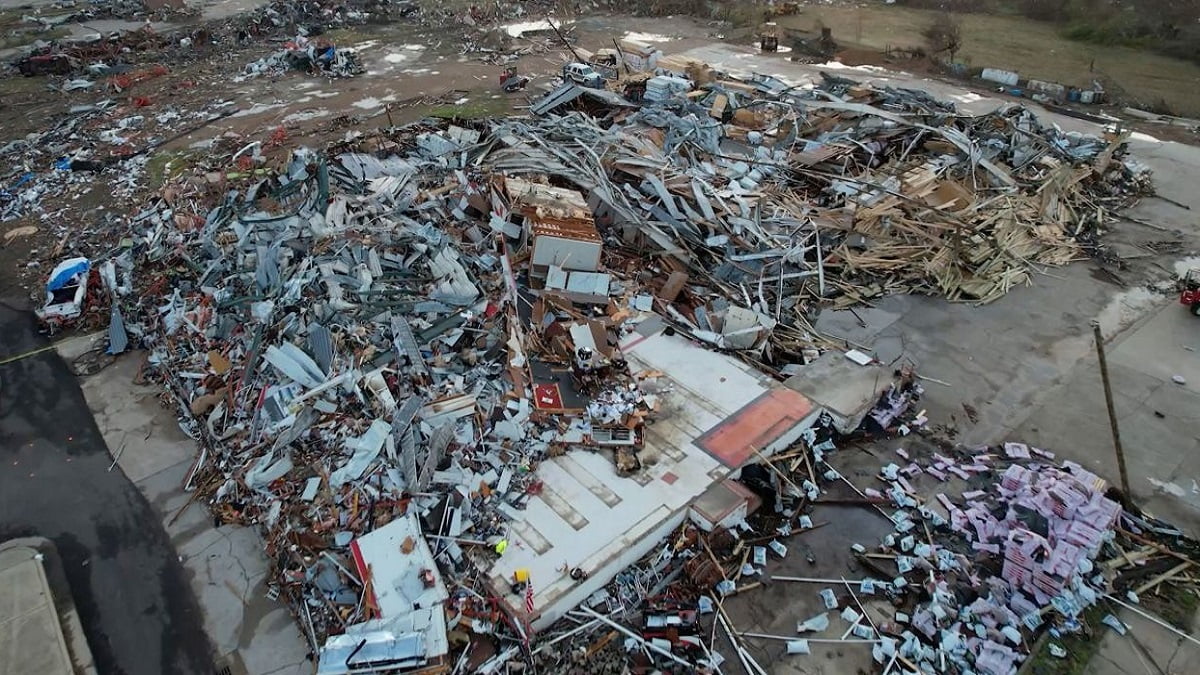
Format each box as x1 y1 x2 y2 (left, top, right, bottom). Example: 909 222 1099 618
1135 562 1193 596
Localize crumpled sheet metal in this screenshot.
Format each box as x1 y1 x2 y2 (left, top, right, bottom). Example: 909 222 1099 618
118 142 556 644
522 73 1149 370
92 63 1154 668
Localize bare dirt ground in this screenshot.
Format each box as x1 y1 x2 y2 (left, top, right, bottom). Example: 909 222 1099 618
4 2 1199 304
0 11 718 303
162 14 720 145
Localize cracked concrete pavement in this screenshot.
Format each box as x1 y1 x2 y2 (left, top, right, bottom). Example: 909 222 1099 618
0 303 214 675
1017 298 1200 532
1087 605 1200 675
66 344 313 675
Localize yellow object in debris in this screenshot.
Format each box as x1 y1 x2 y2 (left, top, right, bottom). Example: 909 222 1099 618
494 539 508 555
513 568 530 583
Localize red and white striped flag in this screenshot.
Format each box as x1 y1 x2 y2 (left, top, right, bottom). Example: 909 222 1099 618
524 580 535 615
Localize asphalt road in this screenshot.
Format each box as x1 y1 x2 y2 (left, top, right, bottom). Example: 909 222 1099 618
0 301 214 675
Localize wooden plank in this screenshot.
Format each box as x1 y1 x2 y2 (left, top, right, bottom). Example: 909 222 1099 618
657 270 689 303
1135 561 1192 595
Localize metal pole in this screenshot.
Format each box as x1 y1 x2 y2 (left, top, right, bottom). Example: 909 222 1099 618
1092 321 1131 496
578 606 695 669
1105 594 1200 648
546 17 583 64
534 616 601 655
611 38 631 75
741 633 880 644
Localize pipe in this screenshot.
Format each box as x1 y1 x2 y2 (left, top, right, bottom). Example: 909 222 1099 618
741 632 880 644
717 609 768 675
697 635 725 675
1092 321 1131 496
545 16 583 64
1104 595 1200 648
286 371 351 410
843 576 879 636
718 608 757 675
773 575 872 584
426 534 490 546
321 551 361 586
577 606 695 669
533 616 601 655
449 642 471 675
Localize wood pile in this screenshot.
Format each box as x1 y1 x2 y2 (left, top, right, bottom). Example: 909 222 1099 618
508 72 1153 370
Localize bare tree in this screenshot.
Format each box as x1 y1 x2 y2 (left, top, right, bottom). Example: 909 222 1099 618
923 12 963 62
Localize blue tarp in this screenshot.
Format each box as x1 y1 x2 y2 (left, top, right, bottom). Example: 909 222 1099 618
46 257 90 292
107 306 128 355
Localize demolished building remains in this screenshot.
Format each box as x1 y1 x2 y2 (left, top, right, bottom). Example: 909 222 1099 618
37 51 1193 674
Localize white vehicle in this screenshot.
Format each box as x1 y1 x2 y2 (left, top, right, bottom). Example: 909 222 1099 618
36 257 90 325
561 62 604 88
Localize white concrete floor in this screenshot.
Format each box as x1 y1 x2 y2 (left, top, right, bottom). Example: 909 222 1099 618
1089 602 1200 675
66 347 313 675
0 546 75 675
1018 300 1200 533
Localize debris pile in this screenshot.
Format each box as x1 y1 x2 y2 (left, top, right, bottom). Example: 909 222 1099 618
10 26 170 77
0 98 236 253
518 73 1152 369
833 436 1200 675
584 423 1200 675
103 124 674 664
239 35 365 80
4 0 415 81
863 443 1124 674
461 19 580 65
88 0 198 22
30 51 1177 674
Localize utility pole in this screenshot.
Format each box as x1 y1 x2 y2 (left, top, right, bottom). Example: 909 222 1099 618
546 17 583 65
1092 321 1131 497
612 38 631 75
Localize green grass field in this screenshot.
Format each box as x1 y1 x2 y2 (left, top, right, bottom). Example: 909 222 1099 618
775 5 1200 115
